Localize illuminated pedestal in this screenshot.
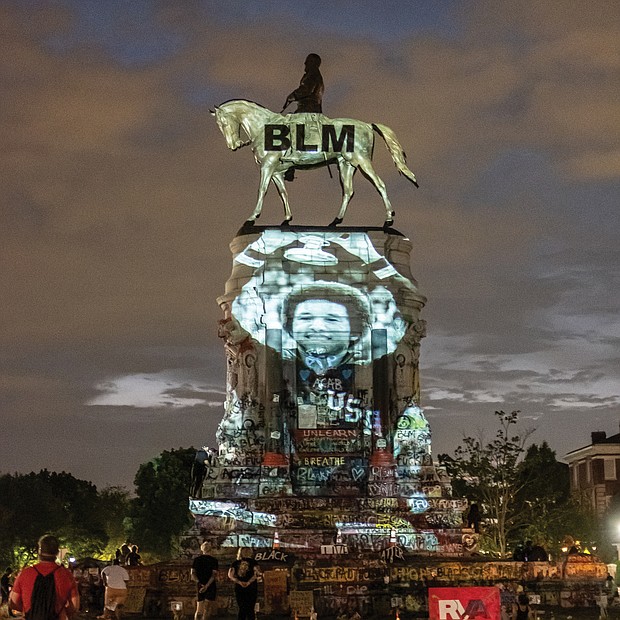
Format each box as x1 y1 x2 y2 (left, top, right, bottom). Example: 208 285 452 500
188 225 471 617
191 226 467 542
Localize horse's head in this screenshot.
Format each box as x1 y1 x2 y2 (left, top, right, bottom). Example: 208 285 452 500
211 103 252 151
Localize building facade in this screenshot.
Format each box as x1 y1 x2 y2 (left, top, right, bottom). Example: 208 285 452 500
565 429 620 516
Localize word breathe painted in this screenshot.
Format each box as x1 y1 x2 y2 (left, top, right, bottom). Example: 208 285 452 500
265 124 355 152
300 456 346 467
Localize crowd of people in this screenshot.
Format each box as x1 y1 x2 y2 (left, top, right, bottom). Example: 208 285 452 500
2 530 617 620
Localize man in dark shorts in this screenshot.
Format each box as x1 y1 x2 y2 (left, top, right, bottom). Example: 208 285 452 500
191 542 218 620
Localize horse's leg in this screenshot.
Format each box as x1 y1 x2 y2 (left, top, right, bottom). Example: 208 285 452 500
356 158 394 225
271 172 292 224
330 159 355 226
249 156 279 222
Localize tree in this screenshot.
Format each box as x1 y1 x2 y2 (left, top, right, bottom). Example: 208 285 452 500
127 447 195 561
439 410 534 557
511 441 595 557
0 470 112 566
0 472 66 566
97 486 132 560
41 470 109 558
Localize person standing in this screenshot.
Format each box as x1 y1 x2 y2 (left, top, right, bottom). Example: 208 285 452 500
99 559 129 620
1 567 12 616
228 549 260 620
598 588 609 620
125 546 141 567
191 542 219 620
512 594 533 620
9 534 79 620
118 544 131 566
466 502 481 533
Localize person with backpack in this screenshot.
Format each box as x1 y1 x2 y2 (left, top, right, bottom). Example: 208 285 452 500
9 534 79 620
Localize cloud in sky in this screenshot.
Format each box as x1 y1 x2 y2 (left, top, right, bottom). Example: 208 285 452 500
88 371 225 409
1 0 619 488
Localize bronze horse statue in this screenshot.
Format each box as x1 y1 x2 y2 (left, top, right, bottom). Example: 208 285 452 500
211 99 418 227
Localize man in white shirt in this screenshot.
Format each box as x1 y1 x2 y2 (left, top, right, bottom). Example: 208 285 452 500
99 559 129 620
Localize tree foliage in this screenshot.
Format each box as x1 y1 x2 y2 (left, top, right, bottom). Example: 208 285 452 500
0 470 115 567
1 447 198 567
439 412 601 559
126 447 195 562
97 486 132 560
439 410 533 557
512 441 595 556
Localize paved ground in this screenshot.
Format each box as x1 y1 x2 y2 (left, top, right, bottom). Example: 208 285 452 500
72 608 615 620
3 605 617 620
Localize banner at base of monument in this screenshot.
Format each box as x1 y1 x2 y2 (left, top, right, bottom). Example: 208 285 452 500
428 587 501 620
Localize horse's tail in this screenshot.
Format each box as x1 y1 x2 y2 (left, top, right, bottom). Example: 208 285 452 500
372 123 419 188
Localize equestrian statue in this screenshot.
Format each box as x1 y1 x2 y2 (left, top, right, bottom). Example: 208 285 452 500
211 56 418 227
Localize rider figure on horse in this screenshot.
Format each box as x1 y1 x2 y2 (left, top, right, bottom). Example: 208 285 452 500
282 53 324 181
282 53 324 114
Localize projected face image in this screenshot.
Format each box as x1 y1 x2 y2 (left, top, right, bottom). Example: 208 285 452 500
230 230 416 363
282 281 371 374
291 299 351 360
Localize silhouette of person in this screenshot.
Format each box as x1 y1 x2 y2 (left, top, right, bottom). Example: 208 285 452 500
467 502 481 533
283 53 324 114
228 549 261 620
1 567 12 616
191 447 214 498
282 53 324 182
125 546 141 566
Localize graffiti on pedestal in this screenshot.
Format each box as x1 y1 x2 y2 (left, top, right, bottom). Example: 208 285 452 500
212 230 436 496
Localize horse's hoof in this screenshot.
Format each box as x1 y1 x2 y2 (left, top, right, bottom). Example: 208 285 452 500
383 219 394 229
281 219 291 227
328 217 343 227
243 219 255 228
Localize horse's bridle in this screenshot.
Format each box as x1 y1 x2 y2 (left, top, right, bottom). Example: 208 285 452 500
216 109 250 151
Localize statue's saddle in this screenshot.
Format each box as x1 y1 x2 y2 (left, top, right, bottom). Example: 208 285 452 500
281 112 326 158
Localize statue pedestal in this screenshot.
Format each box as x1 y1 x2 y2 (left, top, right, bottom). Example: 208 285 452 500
192 225 467 549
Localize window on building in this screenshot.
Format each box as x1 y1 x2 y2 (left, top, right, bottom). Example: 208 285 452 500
592 459 604 484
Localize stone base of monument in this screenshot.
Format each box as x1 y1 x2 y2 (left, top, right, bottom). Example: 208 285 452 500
185 462 607 617
177 520 609 619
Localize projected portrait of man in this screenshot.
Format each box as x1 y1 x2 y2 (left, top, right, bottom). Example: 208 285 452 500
282 281 371 375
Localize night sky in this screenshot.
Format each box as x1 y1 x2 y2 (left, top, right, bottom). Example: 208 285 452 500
1 1 619 490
